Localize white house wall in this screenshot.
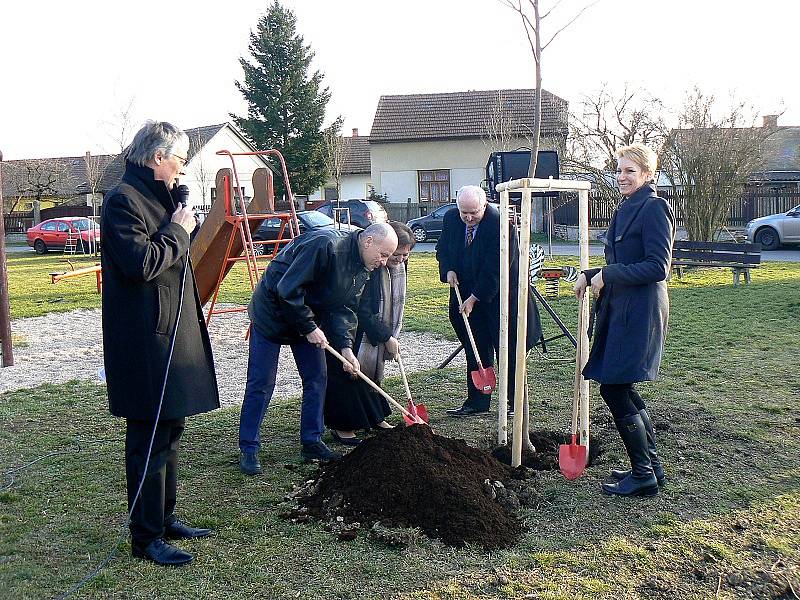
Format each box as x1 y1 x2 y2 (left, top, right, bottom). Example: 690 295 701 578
308 174 372 202
370 137 529 203
180 127 272 209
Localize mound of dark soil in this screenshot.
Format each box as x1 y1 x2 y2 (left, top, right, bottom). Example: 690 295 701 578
492 430 603 470
296 425 526 549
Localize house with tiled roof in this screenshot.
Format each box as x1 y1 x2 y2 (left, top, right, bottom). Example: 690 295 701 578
2 122 273 221
747 116 800 190
308 88 569 206
308 128 373 203
103 122 273 209
368 88 568 203
1 154 116 213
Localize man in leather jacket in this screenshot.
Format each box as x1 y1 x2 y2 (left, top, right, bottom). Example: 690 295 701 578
238 223 398 472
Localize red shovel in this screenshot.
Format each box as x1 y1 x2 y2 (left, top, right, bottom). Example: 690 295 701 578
396 352 429 425
559 293 588 480
325 346 426 426
453 283 497 393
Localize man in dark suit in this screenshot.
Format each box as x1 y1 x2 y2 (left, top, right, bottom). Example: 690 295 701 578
436 185 541 416
102 121 219 566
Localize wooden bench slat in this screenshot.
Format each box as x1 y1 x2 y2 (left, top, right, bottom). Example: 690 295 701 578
672 262 760 269
673 240 762 253
672 251 762 265
670 240 762 286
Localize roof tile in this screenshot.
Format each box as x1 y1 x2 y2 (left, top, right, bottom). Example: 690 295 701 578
369 88 568 142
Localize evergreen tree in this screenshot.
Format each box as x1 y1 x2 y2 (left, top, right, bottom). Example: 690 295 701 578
232 1 330 198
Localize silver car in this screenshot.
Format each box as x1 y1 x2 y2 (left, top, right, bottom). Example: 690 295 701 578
745 204 800 250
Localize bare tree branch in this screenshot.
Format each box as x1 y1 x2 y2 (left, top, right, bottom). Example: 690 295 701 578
542 0 601 51
540 0 567 20
322 117 352 201
483 91 521 153
188 131 214 206
660 87 778 241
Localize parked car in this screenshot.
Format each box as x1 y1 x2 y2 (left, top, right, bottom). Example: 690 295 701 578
745 204 800 250
26 217 101 254
406 203 458 242
315 199 388 228
251 210 360 255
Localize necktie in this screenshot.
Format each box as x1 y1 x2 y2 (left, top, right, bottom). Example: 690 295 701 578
466 226 474 246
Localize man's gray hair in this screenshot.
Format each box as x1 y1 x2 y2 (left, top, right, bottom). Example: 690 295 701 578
362 222 397 243
456 185 487 207
125 120 189 167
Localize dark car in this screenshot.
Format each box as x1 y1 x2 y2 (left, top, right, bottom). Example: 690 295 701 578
315 199 388 228
406 203 457 242
251 210 360 255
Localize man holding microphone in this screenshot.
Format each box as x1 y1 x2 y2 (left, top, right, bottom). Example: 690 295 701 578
101 121 219 566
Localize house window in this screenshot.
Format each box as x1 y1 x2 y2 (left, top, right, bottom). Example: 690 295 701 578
418 170 450 202
210 187 245 201
324 186 339 201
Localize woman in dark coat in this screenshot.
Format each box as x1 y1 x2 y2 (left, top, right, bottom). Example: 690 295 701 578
323 222 415 445
102 121 219 565
574 143 675 497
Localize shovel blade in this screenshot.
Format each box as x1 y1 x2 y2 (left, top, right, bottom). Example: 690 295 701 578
471 367 497 393
414 403 429 424
558 439 588 480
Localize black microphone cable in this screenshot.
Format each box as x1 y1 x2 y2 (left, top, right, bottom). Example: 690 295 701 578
57 240 191 600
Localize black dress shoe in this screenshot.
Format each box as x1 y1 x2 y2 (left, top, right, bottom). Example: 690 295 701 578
164 520 213 540
301 441 343 462
239 451 262 475
132 538 193 566
330 430 362 447
446 405 490 417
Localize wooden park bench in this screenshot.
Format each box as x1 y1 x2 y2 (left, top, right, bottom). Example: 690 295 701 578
671 240 761 286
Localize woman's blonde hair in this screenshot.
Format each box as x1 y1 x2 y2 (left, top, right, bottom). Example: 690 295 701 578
616 143 658 176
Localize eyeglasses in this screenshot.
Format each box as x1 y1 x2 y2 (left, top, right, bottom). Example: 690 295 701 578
172 154 187 167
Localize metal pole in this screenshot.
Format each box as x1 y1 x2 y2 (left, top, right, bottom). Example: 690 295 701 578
0 150 15 367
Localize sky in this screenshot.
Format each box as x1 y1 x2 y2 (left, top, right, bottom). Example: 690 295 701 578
0 0 796 160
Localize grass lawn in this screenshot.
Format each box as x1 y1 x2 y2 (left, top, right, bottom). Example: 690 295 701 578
1 253 799 599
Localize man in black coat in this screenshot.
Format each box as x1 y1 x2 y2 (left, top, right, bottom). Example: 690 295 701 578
238 223 398 473
436 185 542 416
101 121 219 566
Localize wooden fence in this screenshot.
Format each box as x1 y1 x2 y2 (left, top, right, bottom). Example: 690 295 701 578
3 212 33 233
552 189 800 228
383 201 451 223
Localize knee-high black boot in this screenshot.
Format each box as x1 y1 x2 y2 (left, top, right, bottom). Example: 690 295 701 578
610 409 665 486
602 412 659 497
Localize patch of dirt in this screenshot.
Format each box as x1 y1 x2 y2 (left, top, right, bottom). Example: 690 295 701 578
289 425 530 549
677 562 800 600
0 307 465 409
491 429 604 471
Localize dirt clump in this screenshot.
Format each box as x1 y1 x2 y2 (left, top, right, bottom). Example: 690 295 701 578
491 429 603 471
291 425 527 549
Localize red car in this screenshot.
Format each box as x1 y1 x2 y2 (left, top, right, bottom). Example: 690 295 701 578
26 217 101 254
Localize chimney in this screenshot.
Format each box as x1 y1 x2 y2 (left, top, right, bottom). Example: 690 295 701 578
351 128 359 137
763 115 779 128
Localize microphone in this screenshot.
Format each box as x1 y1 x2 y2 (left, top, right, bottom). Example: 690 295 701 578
176 184 191 209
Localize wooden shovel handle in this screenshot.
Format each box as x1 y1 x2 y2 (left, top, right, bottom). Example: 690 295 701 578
324 346 419 422
453 283 486 370
571 294 585 436
396 353 413 403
